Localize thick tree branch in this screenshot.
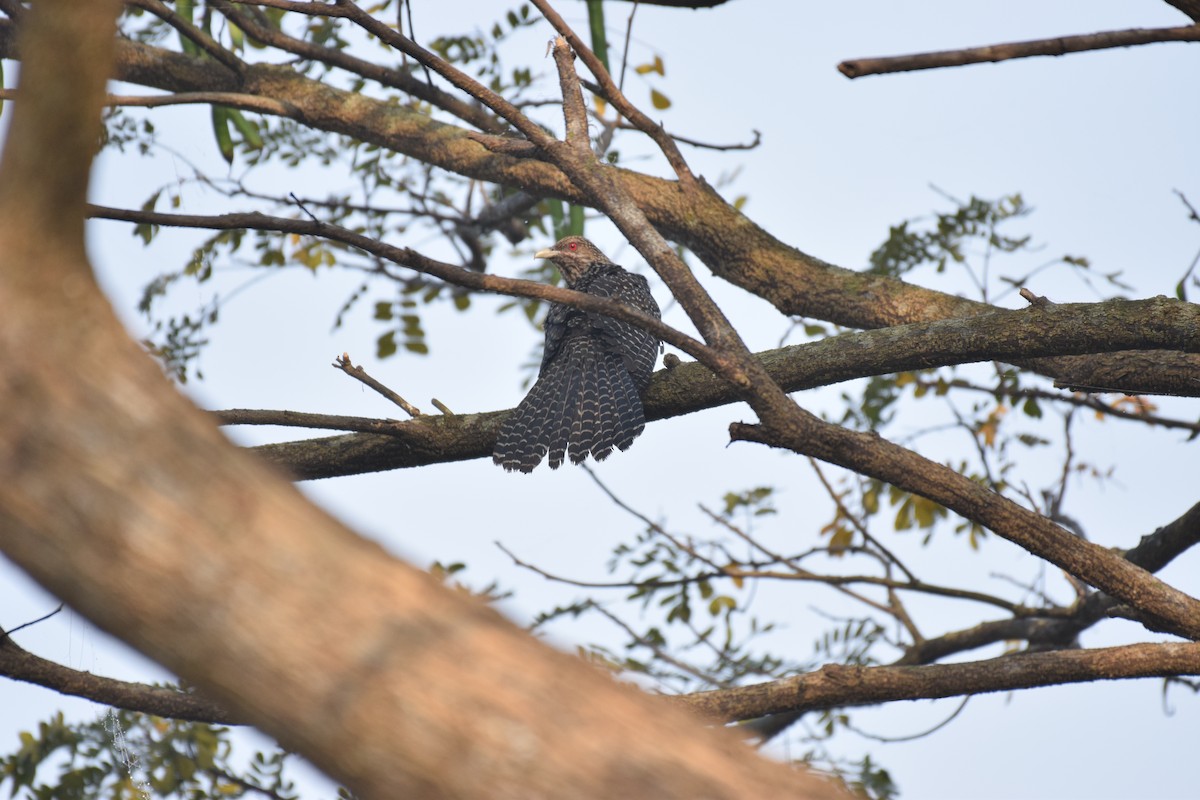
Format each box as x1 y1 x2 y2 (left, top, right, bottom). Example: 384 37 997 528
731 417 1200 640
238 297 1200 477
838 25 1200 79
677 642 1200 722
8 635 1197 732
210 0 506 133
2 18 1193 395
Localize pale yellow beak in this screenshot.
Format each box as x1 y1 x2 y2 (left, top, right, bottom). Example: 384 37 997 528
534 248 555 259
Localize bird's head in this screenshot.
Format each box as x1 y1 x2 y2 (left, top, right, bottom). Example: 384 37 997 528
534 235 608 285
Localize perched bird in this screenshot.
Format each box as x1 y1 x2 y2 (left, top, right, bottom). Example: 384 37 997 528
493 236 661 473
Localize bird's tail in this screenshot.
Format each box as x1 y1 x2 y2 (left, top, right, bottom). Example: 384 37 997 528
493 339 646 473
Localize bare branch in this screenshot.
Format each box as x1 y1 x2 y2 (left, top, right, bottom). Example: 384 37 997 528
127 0 246 76
333 353 422 418
730 417 1200 639
87 203 708 362
0 634 238 724
679 642 1200 722
839 25 1200 79
214 408 414 434
235 296 1200 478
532 0 699 186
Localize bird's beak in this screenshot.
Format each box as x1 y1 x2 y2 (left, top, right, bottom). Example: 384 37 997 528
534 248 554 259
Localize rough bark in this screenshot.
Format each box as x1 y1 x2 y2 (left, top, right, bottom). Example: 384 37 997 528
678 642 1200 722
249 297 1200 480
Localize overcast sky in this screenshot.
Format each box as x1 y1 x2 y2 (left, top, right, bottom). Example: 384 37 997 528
3 2 1198 798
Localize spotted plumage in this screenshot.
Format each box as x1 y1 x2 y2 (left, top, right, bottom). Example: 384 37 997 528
493 236 661 473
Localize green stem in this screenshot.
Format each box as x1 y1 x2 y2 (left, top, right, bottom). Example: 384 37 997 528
585 0 609 72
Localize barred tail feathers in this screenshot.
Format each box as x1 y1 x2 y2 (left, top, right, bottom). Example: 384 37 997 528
493 336 647 472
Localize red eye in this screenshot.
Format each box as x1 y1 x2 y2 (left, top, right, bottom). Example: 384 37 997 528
568 241 577 251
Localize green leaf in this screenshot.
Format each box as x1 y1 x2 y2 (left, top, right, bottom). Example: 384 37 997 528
210 105 235 164
376 330 397 359
177 0 199 56
708 595 736 615
134 190 162 245
228 109 264 150
862 486 879 514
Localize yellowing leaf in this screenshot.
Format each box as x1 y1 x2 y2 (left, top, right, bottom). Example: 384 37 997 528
829 526 853 555
635 55 665 76
650 89 671 110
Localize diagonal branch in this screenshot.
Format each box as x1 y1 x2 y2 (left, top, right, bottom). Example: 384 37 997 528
839 24 1200 79
88 203 708 362
0 633 237 724
210 0 505 133
531 0 698 186
127 0 246 76
731 416 1200 640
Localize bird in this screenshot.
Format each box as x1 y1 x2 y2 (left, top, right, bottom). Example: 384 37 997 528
493 236 661 473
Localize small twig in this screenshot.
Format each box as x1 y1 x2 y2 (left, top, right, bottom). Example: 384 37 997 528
806 458 918 583
430 398 454 415
591 603 722 687
127 0 246 76
531 0 699 186
1 604 64 639
612 117 762 152
910 377 1200 435
1019 286 1054 307
334 353 422 417
838 25 1200 79
290 192 321 224
844 696 970 743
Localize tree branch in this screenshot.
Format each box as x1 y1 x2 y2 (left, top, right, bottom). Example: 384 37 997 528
731 416 1200 640
4 501 1195 736
0 633 237 724
88 203 709 363
1 19 1189 395
677 642 1200 722
838 25 1200 79
234 297 1200 478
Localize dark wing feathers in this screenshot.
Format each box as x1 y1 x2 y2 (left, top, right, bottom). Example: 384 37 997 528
493 256 661 473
